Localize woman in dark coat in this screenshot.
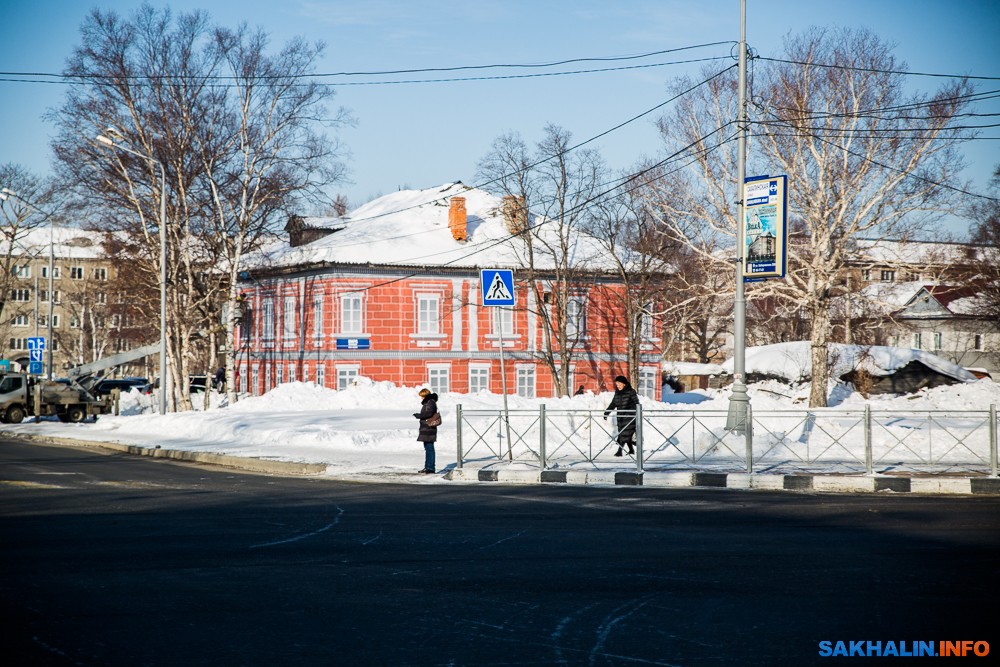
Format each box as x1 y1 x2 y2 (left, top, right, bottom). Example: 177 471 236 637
603 375 640 456
413 388 439 473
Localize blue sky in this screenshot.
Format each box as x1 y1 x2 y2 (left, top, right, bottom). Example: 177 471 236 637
1 1 997 235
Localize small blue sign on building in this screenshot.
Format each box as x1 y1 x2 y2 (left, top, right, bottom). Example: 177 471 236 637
480 269 515 307
336 338 371 350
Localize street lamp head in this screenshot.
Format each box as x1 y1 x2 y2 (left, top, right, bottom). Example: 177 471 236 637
96 135 116 147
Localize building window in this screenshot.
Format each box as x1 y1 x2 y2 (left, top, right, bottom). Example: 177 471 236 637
40 289 60 304
312 296 324 339
341 292 364 334
96 292 107 305
41 266 61 280
912 332 922 350
70 266 84 280
933 332 942 351
12 265 30 279
861 269 871 281
10 288 30 302
974 334 984 351
276 363 283 384
417 293 440 335
337 365 359 390
640 302 654 340
491 306 513 336
239 367 247 394
261 299 274 340
316 363 326 388
469 365 490 393
566 298 585 338
428 365 450 394
282 296 296 339
37 314 59 328
70 315 81 329
288 364 296 384
93 267 108 280
251 366 259 396
880 270 895 283
639 367 658 399
11 314 30 327
516 365 536 398
301 364 309 383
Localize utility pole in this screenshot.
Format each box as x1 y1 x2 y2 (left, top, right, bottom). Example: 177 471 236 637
726 0 751 434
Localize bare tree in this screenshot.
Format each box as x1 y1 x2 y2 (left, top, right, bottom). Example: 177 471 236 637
653 27 976 406
476 124 604 396
51 5 348 409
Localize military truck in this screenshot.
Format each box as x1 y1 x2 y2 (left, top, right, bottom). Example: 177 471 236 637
0 343 159 424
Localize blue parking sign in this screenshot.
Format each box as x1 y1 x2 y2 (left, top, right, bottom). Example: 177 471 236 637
29 361 44 375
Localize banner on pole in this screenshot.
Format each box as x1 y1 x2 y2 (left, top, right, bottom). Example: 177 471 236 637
741 175 787 281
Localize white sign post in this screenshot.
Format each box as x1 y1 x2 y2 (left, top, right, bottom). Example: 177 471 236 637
480 269 515 460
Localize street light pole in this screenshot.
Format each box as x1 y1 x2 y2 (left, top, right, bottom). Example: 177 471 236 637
96 135 168 415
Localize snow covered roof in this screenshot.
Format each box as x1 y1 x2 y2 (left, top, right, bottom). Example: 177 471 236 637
3 226 107 260
720 341 977 383
662 361 724 376
852 238 986 265
256 182 624 273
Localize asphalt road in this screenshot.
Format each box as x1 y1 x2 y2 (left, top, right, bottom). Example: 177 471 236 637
2 438 998 666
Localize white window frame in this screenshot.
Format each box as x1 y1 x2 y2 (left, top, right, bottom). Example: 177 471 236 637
416 292 441 336
312 295 325 340
12 264 30 279
469 364 490 394
93 267 108 281
974 334 984 352
316 363 326 388
41 266 61 280
70 266 84 280
288 364 296 384
261 298 275 341
490 306 514 337
933 332 943 351
11 314 30 327
912 332 923 350
880 269 895 283
276 363 284 384
638 367 658 400
337 365 360 390
428 364 450 394
566 298 585 339
251 366 259 396
516 364 536 398
282 296 297 340
640 302 654 341
340 292 365 335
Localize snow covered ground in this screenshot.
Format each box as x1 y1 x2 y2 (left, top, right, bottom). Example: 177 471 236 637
2 373 998 480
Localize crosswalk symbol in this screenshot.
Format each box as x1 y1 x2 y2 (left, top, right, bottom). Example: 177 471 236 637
480 269 515 306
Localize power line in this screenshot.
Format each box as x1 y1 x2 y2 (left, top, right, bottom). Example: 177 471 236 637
756 56 1000 81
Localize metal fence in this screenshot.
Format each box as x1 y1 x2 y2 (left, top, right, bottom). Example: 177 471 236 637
455 404 1000 477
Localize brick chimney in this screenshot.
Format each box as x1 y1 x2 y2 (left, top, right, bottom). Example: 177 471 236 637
502 195 527 234
448 196 467 242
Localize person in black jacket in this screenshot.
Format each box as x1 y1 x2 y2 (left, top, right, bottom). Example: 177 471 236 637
604 375 640 457
413 388 439 473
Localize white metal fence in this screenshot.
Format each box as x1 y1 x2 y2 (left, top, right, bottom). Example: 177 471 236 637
455 404 1000 477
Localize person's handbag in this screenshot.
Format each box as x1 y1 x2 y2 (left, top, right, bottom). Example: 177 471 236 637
425 412 442 427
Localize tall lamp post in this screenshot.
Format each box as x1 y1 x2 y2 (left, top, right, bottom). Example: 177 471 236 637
96 134 168 415
0 188 56 380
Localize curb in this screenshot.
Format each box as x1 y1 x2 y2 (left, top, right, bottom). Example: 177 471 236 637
449 467 1000 495
9 433 328 476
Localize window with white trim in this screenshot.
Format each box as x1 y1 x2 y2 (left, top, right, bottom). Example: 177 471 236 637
638 367 658 399
10 288 30 302
417 293 440 335
316 363 326 388
11 314 30 327
516 365 536 398
933 332 943 351
428 365 450 394
261 299 274 340
11 265 30 279
70 266 84 280
282 296 296 339
469 365 490 394
341 292 364 334
312 295 324 339
337 365 359 390
566 298 585 338
41 266 61 279
276 363 283 384
288 365 296 383
93 267 108 280
974 334 984 352
912 332 923 349
640 302 654 340
491 306 513 336
880 269 895 283
251 366 259 396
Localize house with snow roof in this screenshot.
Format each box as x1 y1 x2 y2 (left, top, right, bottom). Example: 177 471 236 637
233 183 665 398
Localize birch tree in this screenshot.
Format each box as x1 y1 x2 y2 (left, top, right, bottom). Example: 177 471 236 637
653 27 975 406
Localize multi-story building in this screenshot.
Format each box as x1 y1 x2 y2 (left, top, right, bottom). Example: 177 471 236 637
3 227 154 378
234 183 665 399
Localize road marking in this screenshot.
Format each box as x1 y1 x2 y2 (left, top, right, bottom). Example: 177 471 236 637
250 506 344 549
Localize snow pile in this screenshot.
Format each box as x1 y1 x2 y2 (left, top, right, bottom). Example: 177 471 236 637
720 341 976 382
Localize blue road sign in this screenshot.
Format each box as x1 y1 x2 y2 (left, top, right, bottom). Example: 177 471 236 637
28 336 46 350
480 269 515 306
29 361 44 375
29 349 44 363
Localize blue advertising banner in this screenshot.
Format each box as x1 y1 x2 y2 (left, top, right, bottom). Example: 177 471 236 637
741 175 788 281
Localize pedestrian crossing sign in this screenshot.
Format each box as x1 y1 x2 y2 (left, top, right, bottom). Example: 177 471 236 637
480 269 515 306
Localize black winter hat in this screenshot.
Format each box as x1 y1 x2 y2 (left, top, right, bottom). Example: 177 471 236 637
614 375 629 385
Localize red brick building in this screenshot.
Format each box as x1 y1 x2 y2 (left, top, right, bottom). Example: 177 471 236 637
234 183 664 399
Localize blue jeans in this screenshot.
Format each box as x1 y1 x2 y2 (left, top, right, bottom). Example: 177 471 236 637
423 442 436 472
